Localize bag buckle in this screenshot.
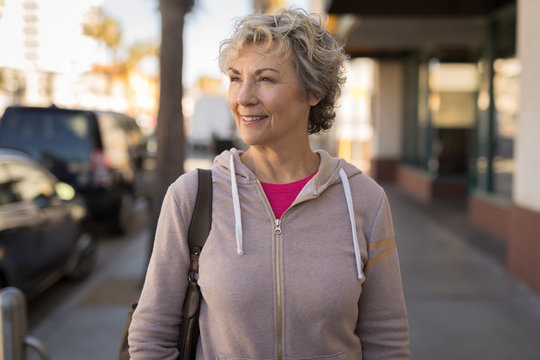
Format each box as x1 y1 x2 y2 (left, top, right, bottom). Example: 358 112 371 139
188 271 199 284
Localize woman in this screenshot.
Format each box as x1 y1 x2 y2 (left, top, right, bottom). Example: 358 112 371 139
129 8 409 359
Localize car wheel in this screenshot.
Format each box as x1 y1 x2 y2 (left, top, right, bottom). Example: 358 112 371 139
64 232 96 280
111 190 134 235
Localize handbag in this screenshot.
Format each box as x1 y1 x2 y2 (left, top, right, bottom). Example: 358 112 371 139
117 168 213 360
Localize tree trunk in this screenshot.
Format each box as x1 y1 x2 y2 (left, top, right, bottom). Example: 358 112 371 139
148 0 194 263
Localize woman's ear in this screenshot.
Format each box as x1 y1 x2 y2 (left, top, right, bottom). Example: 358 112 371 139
307 92 322 107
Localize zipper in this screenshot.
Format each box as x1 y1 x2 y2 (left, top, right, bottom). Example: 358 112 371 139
257 179 317 359
274 219 282 235
274 218 283 360
256 179 284 359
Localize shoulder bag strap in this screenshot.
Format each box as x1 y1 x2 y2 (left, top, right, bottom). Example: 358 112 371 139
179 168 212 360
185 168 212 292
188 168 212 250
117 169 212 360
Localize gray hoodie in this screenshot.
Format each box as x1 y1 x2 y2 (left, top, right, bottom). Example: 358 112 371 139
128 149 409 360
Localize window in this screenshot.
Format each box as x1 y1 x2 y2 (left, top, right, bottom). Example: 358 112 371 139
96 113 130 171
492 57 519 197
428 61 478 175
473 4 518 198
5 161 54 202
0 164 19 206
0 109 93 163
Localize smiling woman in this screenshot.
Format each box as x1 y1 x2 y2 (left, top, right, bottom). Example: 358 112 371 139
226 45 318 155
219 8 346 136
128 8 409 360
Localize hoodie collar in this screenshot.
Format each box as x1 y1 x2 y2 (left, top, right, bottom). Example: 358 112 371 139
213 148 363 192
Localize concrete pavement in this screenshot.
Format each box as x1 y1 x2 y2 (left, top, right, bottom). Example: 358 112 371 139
26 181 540 359
388 185 540 359
27 226 148 360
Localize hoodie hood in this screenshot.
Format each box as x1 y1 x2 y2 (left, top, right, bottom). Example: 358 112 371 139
213 148 362 192
213 148 365 279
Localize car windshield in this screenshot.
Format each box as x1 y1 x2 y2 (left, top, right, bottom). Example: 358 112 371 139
0 109 93 163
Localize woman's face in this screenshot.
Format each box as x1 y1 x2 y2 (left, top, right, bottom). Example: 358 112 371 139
227 44 318 150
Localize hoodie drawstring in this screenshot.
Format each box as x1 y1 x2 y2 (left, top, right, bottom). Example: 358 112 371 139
230 154 244 255
339 168 363 280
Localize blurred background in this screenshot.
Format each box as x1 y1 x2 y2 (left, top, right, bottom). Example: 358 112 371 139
1 0 540 359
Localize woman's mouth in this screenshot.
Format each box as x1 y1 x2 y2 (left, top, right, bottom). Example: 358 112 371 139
241 115 267 123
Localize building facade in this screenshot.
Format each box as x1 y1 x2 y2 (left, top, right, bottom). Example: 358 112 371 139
0 0 158 130
0 0 102 109
324 0 540 293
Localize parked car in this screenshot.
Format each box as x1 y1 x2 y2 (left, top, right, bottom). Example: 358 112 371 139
0 105 149 233
0 148 96 297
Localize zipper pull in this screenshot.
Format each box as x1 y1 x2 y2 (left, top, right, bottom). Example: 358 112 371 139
274 219 282 235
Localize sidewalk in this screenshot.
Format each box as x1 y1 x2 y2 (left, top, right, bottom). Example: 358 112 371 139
387 185 540 359
28 227 148 360
27 182 540 359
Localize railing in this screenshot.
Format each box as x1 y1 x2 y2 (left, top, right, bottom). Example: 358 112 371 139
0 287 50 360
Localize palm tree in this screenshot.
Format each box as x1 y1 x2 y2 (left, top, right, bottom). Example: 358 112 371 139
148 0 194 260
82 7 122 64
125 41 159 71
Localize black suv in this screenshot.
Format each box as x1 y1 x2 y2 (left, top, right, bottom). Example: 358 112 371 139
0 105 149 233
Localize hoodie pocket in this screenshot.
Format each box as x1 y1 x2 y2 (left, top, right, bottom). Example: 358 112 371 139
216 351 346 360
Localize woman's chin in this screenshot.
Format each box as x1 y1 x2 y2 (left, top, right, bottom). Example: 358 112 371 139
238 134 266 147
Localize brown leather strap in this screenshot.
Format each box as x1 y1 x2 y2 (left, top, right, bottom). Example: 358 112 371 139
187 168 212 280
188 169 212 250
180 168 212 360
117 169 212 360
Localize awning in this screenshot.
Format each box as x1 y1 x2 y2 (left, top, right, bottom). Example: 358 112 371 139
326 0 515 17
325 0 515 58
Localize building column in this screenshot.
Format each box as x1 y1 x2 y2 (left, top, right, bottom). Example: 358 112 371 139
508 0 540 293
370 60 403 182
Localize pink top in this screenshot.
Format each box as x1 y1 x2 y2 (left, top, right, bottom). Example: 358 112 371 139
260 171 317 219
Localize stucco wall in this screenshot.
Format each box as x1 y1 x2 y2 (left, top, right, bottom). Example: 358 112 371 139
514 0 540 213
372 60 403 159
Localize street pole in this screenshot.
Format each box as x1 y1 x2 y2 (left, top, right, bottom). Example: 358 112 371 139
0 287 50 360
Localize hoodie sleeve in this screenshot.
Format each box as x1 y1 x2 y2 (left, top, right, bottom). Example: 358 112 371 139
356 191 410 359
128 171 199 360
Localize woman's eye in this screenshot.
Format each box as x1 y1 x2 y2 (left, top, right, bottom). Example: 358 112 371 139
229 76 241 82
260 77 273 82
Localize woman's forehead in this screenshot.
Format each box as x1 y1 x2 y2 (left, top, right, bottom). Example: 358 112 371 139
228 44 292 69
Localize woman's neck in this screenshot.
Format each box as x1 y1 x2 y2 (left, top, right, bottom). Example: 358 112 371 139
240 142 319 184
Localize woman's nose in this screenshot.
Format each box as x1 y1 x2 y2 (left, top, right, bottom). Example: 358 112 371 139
236 81 258 106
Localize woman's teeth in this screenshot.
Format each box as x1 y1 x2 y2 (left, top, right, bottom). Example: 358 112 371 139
243 116 266 121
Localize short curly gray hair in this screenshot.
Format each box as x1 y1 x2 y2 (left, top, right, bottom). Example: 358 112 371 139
218 8 347 134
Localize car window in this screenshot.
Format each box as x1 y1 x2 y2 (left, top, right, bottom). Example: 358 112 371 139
0 110 93 162
5 161 55 202
96 113 130 168
119 115 146 149
0 164 20 205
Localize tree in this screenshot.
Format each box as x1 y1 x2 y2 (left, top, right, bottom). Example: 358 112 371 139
148 0 195 259
82 7 122 64
125 41 159 71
